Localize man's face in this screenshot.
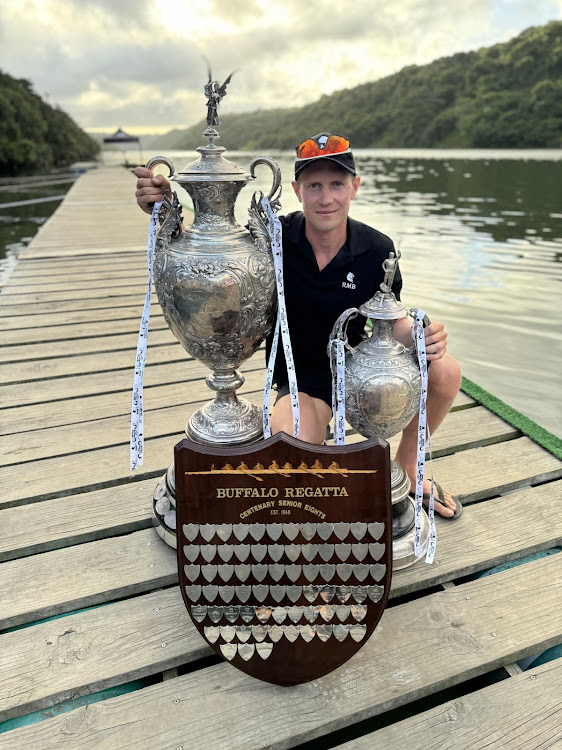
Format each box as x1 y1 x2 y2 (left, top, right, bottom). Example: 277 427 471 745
292 161 360 235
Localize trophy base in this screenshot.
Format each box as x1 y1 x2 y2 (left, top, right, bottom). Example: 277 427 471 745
187 397 263 446
152 414 265 548
393 502 430 570
152 464 178 548
390 459 430 570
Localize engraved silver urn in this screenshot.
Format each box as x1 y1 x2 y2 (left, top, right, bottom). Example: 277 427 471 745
147 120 281 547
329 253 430 569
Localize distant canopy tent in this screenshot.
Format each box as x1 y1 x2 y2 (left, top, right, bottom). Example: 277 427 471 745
103 128 143 164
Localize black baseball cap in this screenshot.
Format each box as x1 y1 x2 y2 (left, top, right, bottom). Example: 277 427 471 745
294 133 356 179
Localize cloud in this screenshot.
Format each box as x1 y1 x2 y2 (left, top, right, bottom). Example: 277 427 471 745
0 0 559 133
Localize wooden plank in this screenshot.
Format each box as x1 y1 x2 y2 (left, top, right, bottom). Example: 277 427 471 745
21 245 143 260
0 406 245 508
0 293 153 317
0 284 148 306
0 327 176 363
0 478 156 562
2 481 561 629
0 348 465 411
371 406 519 458
0 588 207 723
3 428 558 510
1 316 167 344
0 306 154 331
0 362 266 434
1 404 523 508
429 436 562 501
0 528 177 630
341 660 562 749
7 255 145 274
0 379 265 464
0 342 186 384
0 554 561 750
0 402 505 470
384 480 562 596
6 268 147 285
7 258 146 276
0 277 150 296
7 264 144 284
0 356 223 407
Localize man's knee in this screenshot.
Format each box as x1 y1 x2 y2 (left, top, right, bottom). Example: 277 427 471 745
428 354 461 399
271 392 330 445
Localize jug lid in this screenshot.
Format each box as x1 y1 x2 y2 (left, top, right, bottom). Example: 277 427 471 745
175 127 251 183
358 290 408 321
358 250 408 320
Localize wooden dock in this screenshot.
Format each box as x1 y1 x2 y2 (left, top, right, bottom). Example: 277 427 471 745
1 165 561 749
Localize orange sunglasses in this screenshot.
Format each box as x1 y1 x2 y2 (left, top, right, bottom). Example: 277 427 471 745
296 135 350 159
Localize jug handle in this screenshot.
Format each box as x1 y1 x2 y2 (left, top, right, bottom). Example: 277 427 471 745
330 307 359 350
145 155 175 177
407 307 431 361
144 156 177 229
249 156 282 205
328 307 358 377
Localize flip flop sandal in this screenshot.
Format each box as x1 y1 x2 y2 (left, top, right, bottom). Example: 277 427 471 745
410 481 463 520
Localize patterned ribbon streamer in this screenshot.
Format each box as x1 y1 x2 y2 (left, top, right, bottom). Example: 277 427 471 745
411 309 436 564
261 196 299 439
331 338 347 445
328 307 358 445
130 201 162 470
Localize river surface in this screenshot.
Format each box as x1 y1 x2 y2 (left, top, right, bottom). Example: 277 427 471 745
2 149 561 438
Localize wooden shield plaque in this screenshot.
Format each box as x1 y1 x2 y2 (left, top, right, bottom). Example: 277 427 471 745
176 433 391 686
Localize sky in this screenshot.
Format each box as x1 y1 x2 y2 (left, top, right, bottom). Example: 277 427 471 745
0 0 560 135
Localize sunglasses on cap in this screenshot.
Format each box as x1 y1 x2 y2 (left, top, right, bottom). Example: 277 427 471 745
296 134 350 159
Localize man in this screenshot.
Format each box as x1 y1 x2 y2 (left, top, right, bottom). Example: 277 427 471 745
134 133 462 518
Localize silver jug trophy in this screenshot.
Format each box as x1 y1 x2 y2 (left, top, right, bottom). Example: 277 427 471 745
148 74 282 547
329 251 430 570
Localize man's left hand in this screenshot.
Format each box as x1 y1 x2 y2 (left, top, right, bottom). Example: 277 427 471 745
422 321 448 360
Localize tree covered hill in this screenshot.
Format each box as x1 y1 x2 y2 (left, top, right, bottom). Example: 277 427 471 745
155 21 562 151
0 71 99 175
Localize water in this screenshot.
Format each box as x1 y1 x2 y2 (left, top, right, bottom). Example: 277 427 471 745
0 173 76 281
3 150 562 438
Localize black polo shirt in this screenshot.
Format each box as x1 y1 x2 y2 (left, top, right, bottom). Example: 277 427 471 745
266 211 402 398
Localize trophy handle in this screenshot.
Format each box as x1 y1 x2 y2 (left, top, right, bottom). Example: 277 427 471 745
249 156 282 203
408 308 431 328
145 155 175 177
408 308 432 366
328 307 358 376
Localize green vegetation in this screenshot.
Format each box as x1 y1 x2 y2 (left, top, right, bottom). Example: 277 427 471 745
156 21 562 151
0 71 99 175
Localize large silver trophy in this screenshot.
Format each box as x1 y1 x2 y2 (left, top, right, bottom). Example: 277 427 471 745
148 75 281 546
329 252 430 569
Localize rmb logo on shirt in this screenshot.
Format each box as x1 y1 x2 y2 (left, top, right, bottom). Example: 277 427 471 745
342 272 356 290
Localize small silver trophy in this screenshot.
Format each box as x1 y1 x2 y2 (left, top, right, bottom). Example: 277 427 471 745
329 252 430 569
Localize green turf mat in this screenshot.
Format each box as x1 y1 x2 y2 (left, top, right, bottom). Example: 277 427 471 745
461 376 562 460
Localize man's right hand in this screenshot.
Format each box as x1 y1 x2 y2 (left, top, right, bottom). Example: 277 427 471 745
133 166 171 214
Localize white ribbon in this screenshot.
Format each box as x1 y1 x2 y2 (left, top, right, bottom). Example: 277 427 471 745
130 201 162 470
411 309 436 564
261 196 299 439
331 338 347 445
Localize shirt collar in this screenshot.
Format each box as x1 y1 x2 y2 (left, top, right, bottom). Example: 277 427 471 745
281 212 372 257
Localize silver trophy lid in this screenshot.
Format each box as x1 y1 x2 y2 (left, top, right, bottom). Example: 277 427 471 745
178 127 251 182
358 250 408 321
